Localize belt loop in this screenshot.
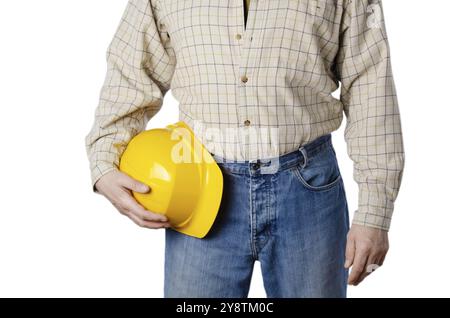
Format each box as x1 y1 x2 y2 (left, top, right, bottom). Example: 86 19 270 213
298 146 308 169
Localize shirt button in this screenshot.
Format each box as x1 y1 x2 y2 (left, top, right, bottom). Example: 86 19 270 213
236 34 242 40
241 75 248 83
244 120 251 126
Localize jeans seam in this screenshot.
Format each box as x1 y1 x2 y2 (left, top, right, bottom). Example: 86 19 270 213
249 176 258 260
267 176 273 238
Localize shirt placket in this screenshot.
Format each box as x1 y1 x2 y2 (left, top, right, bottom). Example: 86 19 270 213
235 0 258 160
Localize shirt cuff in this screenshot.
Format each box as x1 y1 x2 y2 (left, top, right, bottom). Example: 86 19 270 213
352 183 395 231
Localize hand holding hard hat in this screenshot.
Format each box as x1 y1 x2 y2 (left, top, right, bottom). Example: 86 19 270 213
119 121 224 238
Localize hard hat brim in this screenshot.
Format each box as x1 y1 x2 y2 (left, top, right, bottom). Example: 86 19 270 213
169 121 224 239
173 154 223 238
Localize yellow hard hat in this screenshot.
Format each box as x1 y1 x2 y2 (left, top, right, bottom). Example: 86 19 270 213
119 121 223 238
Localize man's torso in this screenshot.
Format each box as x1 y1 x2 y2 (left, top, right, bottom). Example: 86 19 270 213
152 0 345 160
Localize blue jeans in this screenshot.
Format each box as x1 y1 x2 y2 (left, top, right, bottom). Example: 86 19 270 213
165 134 349 298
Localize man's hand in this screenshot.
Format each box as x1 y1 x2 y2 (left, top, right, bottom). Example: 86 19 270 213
95 170 171 229
345 224 389 286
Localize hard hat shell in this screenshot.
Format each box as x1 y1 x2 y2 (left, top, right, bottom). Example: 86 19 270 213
119 121 223 238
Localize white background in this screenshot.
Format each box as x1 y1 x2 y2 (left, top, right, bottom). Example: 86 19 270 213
0 0 449 298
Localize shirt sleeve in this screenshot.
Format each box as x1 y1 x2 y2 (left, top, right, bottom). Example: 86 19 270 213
335 0 405 231
85 0 176 191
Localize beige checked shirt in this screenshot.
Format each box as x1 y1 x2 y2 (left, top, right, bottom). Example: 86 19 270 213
85 0 405 230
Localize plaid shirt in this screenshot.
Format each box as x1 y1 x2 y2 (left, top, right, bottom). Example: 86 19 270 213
85 0 405 230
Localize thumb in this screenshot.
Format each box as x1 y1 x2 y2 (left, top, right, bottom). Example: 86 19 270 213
120 174 150 193
345 237 355 269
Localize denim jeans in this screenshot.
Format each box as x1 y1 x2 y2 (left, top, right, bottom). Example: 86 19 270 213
164 134 349 298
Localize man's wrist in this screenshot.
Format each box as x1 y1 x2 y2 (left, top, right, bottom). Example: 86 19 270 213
90 163 119 193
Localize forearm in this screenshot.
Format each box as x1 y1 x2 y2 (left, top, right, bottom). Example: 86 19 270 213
85 0 176 189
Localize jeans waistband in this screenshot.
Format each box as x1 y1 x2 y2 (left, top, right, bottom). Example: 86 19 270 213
212 134 332 175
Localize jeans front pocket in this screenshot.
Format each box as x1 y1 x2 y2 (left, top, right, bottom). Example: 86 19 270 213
290 144 342 192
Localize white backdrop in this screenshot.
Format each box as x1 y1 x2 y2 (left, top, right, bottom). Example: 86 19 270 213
0 0 449 298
